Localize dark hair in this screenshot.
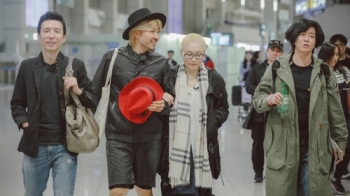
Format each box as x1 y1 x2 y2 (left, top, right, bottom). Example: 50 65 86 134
330 34 348 45
318 42 343 73
168 50 174 54
285 18 324 51
243 51 257 69
37 11 66 35
253 51 260 60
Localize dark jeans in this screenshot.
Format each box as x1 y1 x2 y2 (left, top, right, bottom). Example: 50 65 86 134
334 147 350 179
297 150 309 196
251 121 265 173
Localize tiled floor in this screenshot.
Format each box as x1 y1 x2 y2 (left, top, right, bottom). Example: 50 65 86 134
1 86 350 196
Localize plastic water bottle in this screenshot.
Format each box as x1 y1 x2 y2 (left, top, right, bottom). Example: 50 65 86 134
278 81 289 114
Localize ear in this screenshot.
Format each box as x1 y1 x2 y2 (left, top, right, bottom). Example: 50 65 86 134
62 35 66 44
133 30 141 39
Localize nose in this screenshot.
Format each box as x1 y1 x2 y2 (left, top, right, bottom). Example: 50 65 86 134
48 30 54 38
154 32 159 40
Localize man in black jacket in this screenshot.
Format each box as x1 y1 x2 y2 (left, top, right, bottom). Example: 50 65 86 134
10 12 96 196
92 8 171 196
245 40 283 182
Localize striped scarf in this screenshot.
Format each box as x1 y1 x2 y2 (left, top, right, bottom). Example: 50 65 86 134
168 63 212 188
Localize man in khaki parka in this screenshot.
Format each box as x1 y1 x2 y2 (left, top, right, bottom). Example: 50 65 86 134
253 18 348 196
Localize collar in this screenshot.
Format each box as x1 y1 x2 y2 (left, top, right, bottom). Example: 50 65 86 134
126 44 150 61
288 52 314 67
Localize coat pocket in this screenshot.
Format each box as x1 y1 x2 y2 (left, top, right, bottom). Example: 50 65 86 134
265 125 287 170
316 123 332 175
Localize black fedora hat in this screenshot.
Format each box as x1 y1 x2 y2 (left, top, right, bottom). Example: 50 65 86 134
122 8 166 40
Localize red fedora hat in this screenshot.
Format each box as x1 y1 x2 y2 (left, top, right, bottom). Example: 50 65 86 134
119 77 163 124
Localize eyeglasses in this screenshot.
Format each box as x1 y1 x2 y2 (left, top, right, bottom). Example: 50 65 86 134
183 53 205 59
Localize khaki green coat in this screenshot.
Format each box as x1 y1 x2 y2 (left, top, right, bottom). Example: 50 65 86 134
253 52 348 196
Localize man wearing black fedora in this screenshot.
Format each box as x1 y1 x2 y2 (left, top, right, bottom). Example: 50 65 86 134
92 8 173 196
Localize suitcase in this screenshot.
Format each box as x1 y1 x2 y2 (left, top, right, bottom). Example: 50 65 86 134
231 85 242 105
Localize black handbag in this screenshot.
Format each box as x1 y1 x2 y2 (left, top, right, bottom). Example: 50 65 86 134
242 106 254 129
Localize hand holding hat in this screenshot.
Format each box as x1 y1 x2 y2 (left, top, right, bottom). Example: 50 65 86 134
118 76 164 124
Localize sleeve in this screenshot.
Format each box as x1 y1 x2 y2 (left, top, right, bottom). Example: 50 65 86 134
213 73 229 128
245 66 257 95
344 66 350 79
327 67 348 151
239 62 244 80
75 59 98 109
253 63 274 113
10 62 28 129
160 60 172 115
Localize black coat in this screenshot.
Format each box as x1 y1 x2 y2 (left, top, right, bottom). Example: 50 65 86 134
245 60 269 122
10 52 96 158
92 45 171 143
159 65 229 196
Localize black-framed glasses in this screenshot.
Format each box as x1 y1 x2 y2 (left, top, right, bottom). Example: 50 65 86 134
183 53 205 59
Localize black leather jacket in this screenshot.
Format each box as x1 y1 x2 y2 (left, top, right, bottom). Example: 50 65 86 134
92 45 171 143
11 52 96 158
158 64 229 195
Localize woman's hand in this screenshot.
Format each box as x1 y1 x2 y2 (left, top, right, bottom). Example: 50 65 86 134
163 93 174 105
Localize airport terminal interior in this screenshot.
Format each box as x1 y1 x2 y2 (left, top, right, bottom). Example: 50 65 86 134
1 0 350 195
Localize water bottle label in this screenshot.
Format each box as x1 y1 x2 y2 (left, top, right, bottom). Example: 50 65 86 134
283 97 289 104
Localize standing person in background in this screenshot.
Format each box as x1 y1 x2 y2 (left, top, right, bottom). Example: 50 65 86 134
330 34 350 70
167 50 178 66
92 8 172 196
10 11 96 196
245 40 283 183
239 51 257 82
318 42 350 195
253 18 347 196
203 54 215 69
253 51 262 63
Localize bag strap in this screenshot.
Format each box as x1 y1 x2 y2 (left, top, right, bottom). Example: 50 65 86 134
63 57 82 106
104 48 119 87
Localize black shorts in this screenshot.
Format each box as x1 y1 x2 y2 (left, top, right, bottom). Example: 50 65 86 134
106 139 161 190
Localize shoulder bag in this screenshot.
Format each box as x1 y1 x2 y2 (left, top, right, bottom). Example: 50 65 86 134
64 57 99 153
96 48 119 138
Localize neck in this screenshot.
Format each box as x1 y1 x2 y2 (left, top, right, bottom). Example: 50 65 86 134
267 59 273 64
185 68 199 78
292 50 312 67
42 50 59 64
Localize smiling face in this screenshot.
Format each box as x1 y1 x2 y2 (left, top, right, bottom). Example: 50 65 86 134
294 27 316 54
37 20 66 53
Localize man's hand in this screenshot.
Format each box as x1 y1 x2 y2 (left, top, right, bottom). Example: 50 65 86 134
148 100 165 112
266 92 283 106
63 76 82 95
334 149 345 165
163 93 174 105
22 122 29 129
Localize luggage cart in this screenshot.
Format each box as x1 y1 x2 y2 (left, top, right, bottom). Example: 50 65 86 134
231 84 252 122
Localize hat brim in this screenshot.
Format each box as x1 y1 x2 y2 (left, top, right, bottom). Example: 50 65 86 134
268 44 283 50
122 13 166 40
119 77 164 124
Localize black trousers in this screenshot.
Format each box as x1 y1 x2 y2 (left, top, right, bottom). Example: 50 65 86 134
334 147 350 179
251 121 265 173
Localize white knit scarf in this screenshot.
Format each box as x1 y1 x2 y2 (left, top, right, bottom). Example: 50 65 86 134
168 63 212 188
